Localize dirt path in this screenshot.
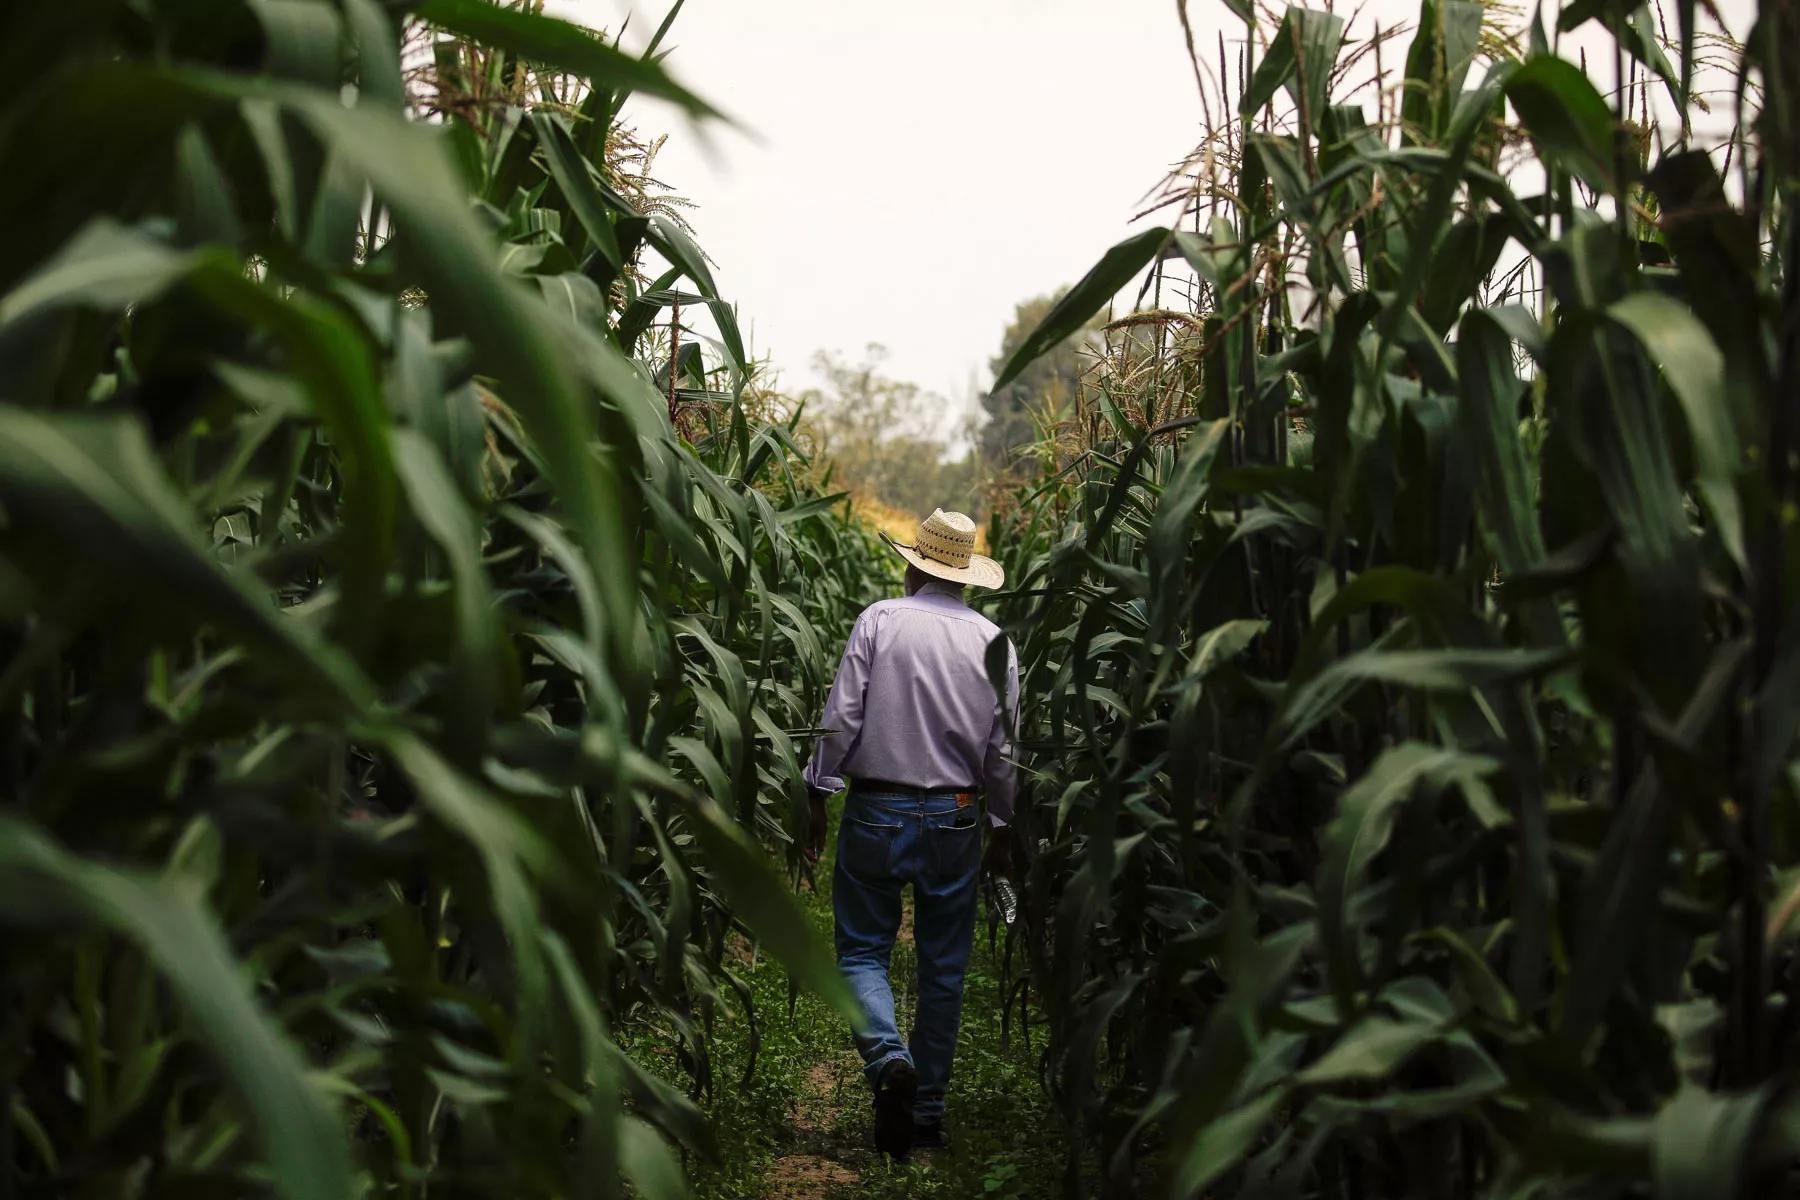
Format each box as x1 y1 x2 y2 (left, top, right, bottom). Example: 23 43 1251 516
690 851 1056 1200
761 1059 861 1198
760 903 920 1199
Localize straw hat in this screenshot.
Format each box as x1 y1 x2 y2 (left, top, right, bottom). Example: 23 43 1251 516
883 509 1005 589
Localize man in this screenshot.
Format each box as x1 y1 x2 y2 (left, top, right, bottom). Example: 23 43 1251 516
802 508 1018 1160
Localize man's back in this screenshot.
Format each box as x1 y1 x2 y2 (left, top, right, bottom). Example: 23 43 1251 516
803 578 1018 824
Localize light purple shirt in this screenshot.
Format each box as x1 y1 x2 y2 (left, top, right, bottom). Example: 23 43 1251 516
804 580 1020 826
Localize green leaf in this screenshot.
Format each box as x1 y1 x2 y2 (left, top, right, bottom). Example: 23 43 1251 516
343 0 404 110
241 97 298 236
504 505 608 695
1169 1086 1287 1197
991 226 1168 391
1184 619 1268 679
707 297 748 382
1653 1084 1770 1200
175 123 243 245
194 274 399 642
377 730 562 1048
1607 291 1744 569
678 789 862 1025
775 490 853 525
1315 743 1498 1007
1674 0 1697 105
1558 0 1682 114
264 84 644 679
1549 303 1707 712
1241 8 1344 129
5 220 397 651
1240 17 1297 117
540 929 626 1193
1296 1016 1440 1084
645 214 719 296
532 111 623 272
0 409 372 710
1435 1 1485 99
0 218 192 325
1413 927 1519 1023
0 818 353 1200
621 1116 690 1200
1456 308 1548 573
392 429 501 739
410 0 727 121
1146 418 1230 628
1278 646 1572 749
1402 0 1484 142
1504 54 1617 191
1560 640 1747 1045
248 0 343 87
1174 218 1245 292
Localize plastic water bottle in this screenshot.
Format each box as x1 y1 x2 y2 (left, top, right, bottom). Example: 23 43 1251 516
991 875 1019 926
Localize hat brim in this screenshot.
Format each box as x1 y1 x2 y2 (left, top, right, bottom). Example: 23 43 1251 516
890 543 1006 589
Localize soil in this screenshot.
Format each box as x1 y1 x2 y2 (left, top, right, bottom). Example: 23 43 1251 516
759 898 936 1198
762 1061 863 1198
762 1152 859 1200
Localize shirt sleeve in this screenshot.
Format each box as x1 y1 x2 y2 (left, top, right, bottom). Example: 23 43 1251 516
983 638 1020 827
802 609 874 795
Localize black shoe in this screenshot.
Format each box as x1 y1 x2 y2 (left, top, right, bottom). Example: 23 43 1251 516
912 1121 948 1150
873 1059 917 1159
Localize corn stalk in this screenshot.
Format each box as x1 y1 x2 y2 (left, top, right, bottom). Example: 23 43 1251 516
989 0 1800 1194
0 2 887 1196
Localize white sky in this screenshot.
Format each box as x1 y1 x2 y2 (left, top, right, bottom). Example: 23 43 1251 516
558 0 1752 439
558 0 1240 426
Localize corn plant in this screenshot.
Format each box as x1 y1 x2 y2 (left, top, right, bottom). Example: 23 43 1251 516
989 0 1800 1195
0 1 887 1196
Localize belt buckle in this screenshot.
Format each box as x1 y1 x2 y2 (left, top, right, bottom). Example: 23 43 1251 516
955 792 974 808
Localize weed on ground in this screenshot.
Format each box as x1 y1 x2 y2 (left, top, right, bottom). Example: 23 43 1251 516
638 805 1065 1198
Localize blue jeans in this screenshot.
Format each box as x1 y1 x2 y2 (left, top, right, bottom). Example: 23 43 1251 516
834 788 983 1125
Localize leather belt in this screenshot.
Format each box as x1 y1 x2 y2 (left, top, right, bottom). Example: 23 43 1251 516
854 778 976 796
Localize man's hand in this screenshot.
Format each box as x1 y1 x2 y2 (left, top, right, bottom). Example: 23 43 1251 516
805 788 830 864
983 822 1014 879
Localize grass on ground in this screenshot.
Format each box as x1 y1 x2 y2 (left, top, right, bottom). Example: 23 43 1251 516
628 799 1064 1198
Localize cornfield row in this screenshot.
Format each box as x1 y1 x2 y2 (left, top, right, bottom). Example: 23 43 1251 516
0 1 894 1197
986 0 1800 1195
9 0 1800 1196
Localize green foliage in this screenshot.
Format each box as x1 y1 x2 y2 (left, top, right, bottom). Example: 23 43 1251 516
987 1 1800 1196
799 347 978 519
0 1 888 1196
665 791 1063 1200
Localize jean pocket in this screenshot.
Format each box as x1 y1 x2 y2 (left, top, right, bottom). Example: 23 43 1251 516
926 812 981 881
842 814 902 879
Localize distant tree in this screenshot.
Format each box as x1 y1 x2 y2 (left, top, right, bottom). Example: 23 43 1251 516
800 346 977 519
979 291 1102 479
